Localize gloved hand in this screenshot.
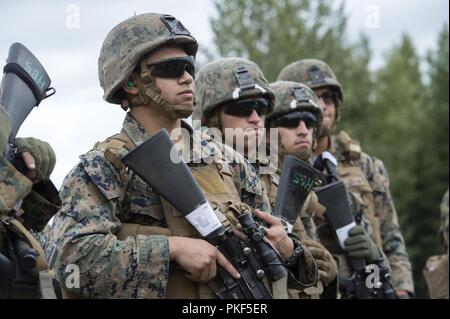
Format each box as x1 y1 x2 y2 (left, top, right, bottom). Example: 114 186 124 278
15 137 56 182
344 225 381 262
0 104 11 151
303 238 337 285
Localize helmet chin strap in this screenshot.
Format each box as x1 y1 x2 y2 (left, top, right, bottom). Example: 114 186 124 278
125 60 194 119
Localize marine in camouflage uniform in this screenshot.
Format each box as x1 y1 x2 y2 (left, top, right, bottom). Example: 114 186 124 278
45 13 317 299
278 59 415 297
1 103 59 299
194 57 333 297
423 189 449 299
193 57 278 215
265 81 325 241
266 80 340 295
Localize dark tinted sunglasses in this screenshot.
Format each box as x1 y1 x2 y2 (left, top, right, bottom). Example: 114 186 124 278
148 55 195 79
316 90 339 106
223 98 269 117
273 112 317 129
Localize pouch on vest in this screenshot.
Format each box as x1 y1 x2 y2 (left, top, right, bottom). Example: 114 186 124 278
423 254 449 299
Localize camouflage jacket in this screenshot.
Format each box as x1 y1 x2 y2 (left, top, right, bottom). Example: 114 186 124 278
328 132 414 294
47 113 313 298
0 156 33 215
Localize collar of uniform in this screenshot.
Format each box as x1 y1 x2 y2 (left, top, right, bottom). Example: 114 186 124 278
182 121 217 163
257 159 278 176
122 112 149 146
122 113 216 163
311 135 341 161
329 134 346 162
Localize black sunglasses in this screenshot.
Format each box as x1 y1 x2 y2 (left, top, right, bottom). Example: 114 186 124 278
316 90 339 106
273 111 317 129
147 55 195 79
223 98 269 117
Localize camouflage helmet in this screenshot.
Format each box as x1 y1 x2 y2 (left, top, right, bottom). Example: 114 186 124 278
267 81 323 131
98 13 198 104
193 57 274 127
277 59 343 103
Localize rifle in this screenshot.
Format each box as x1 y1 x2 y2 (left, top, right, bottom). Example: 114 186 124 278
122 129 289 299
273 155 322 233
0 42 55 298
1 42 55 171
314 152 395 299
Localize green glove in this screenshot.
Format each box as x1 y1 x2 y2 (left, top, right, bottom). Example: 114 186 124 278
0 104 12 151
15 137 56 180
344 225 381 262
303 238 337 285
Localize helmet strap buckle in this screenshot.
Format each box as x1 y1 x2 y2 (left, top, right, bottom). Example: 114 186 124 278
139 60 152 84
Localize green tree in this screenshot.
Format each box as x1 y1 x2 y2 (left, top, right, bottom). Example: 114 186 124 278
210 0 373 139
414 25 449 297
367 34 424 214
420 25 449 212
366 32 448 298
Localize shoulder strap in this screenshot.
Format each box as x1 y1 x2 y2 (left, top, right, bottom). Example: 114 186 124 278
336 131 361 161
93 132 135 178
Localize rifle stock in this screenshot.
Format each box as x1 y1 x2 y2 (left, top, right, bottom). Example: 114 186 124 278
274 155 321 232
1 42 55 167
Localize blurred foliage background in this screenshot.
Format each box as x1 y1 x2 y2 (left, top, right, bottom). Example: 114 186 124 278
205 0 449 298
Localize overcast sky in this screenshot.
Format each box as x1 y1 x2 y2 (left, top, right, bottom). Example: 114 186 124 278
1 0 448 188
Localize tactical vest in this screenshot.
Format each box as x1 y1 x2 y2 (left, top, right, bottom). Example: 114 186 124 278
64 132 269 299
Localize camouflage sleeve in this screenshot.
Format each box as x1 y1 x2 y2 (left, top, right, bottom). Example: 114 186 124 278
1 103 11 151
19 180 61 232
229 157 272 214
368 156 414 294
440 189 449 252
301 215 319 241
48 150 169 298
0 156 33 214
